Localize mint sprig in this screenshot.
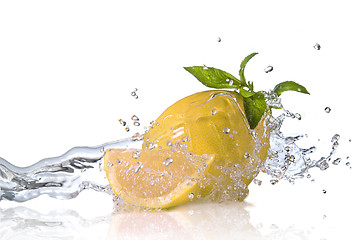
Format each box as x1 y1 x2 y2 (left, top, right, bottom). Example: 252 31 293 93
184 52 310 129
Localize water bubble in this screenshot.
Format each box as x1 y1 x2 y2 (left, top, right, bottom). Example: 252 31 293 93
313 43 321 50
295 113 302 120
133 121 140 126
324 107 331 113
107 161 113 167
203 66 208 70
119 119 126 126
217 37 221 42
244 152 250 159
323 189 327 194
188 192 195 200
163 158 173 167
223 127 230 134
264 65 273 73
211 108 217 115
228 79 234 86
346 162 351 167
125 126 130 132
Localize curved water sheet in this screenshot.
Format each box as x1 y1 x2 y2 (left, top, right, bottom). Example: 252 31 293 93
0 135 143 202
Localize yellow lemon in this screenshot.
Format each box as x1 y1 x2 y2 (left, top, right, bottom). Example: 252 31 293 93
104 148 214 209
104 90 269 208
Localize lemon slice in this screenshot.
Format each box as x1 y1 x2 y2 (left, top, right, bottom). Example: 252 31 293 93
104 148 214 209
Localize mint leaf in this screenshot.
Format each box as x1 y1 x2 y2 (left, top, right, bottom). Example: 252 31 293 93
239 52 258 89
240 87 255 98
184 66 243 89
243 92 267 129
273 81 310 96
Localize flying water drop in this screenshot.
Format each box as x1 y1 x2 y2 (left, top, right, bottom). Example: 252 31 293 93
264 66 273 73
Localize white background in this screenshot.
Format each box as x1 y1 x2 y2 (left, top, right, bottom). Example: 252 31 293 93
0 1 358 239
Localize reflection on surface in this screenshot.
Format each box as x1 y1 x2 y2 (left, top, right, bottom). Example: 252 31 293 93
0 201 314 240
106 201 310 240
0 206 110 240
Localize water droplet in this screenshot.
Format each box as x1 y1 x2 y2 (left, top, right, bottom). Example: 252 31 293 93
331 134 340 142
295 113 302 120
228 79 234 86
131 115 139 121
223 127 230 134
264 65 273 73
203 66 208 70
134 162 143 173
253 179 262 186
133 121 140 126
147 142 157 150
100 147 105 153
119 119 126 126
346 162 351 167
270 179 279 185
211 108 217 115
163 158 173 167
324 107 331 113
323 189 327 194
166 140 173 146
244 152 251 159
107 161 113 167
125 126 130 132
131 88 139 99
332 158 341 165
132 150 141 159
131 132 143 141
313 43 321 50
188 192 195 200
217 37 221 42
318 159 329 171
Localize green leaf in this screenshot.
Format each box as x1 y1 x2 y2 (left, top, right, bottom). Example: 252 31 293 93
273 81 310 96
184 66 243 89
240 87 255 98
243 92 267 129
239 52 258 85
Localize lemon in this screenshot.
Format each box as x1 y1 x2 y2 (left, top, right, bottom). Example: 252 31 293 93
104 90 269 208
104 148 214 209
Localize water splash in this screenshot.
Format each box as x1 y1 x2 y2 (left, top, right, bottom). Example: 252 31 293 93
261 91 343 184
0 90 346 205
0 136 142 202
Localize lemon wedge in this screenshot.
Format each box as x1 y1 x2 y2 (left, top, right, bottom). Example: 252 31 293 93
104 148 214 209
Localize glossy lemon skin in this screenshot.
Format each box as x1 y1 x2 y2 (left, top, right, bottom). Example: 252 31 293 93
105 90 270 208
143 90 269 201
